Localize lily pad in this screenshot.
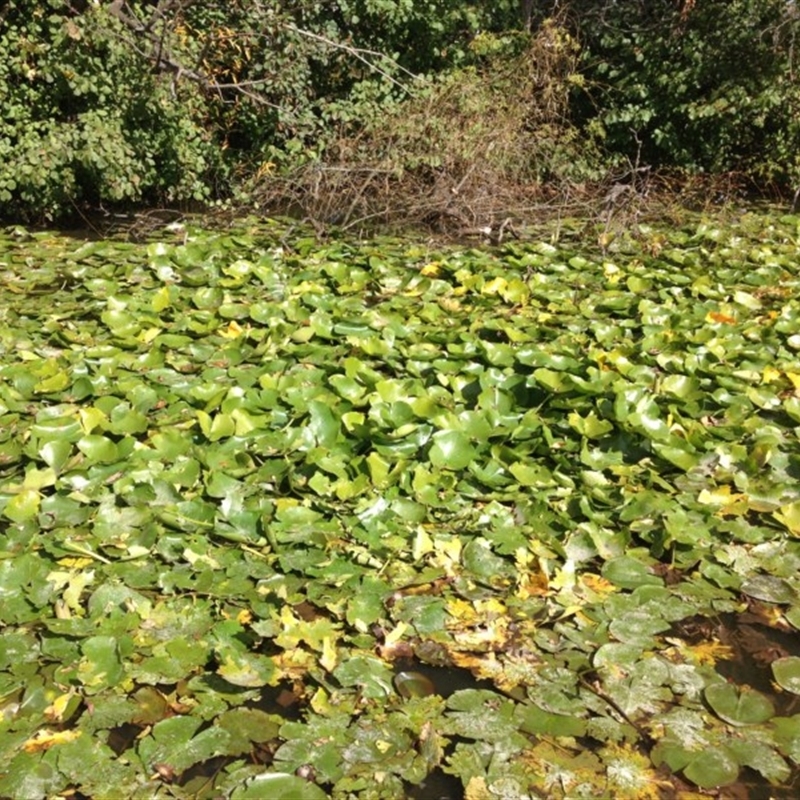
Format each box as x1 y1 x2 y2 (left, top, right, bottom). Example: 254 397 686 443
682 746 740 789
704 682 774 725
231 773 328 800
772 657 800 695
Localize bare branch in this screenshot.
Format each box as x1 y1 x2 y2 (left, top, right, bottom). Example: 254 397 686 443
285 23 419 93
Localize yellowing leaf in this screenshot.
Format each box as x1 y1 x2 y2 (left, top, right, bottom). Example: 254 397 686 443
382 622 410 647
44 692 75 723
319 635 338 672
580 573 617 598
680 639 735 666
152 285 172 312
697 485 744 507
4 489 41 523
219 319 246 338
707 310 737 324
420 262 441 277
603 261 621 280
464 776 492 800
446 598 477 624
138 326 161 344
774 501 800 535
430 535 462 573
56 557 94 569
23 729 81 753
236 608 253 626
79 406 108 435
602 742 670 800
762 365 782 384
481 276 507 295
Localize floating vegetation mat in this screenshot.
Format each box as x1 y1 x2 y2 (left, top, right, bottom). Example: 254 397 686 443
1 212 800 798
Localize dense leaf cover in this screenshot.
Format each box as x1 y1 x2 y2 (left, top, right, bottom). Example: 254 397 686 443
2 1 799 221
1 213 800 797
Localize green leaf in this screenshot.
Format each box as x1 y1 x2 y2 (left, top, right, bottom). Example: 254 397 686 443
76 435 119 464
741 575 796 604
231 772 328 800
4 489 41 522
602 556 663 589
705 682 774 725
508 461 554 487
429 430 476 470
568 411 614 438
682 746 740 789
772 657 800 695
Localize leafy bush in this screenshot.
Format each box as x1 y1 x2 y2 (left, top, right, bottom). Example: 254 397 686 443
250 21 606 228
0 0 219 221
0 0 525 221
574 0 800 186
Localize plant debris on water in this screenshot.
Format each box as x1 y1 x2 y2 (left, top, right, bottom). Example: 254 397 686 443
2 211 800 799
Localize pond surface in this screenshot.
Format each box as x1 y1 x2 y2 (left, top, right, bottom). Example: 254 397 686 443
1 211 800 798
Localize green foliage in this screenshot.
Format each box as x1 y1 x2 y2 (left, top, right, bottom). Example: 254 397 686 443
0 0 527 220
574 0 800 184
2 212 800 796
0 0 218 221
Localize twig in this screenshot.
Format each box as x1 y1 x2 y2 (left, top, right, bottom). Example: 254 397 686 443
285 23 418 93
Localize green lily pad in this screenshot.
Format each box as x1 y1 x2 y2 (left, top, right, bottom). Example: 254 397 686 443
741 575 796 604
683 746 740 789
429 430 476 470
705 682 774 725
231 773 328 800
772 657 800 695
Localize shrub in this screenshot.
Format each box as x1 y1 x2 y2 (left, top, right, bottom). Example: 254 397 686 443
250 20 606 229
0 0 218 221
573 0 800 188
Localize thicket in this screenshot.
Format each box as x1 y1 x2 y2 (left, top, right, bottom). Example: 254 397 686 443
0 0 798 224
573 0 800 187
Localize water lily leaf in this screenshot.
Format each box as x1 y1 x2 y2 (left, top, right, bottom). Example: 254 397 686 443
508 461 554 487
608 609 670 646
77 636 124 694
725 738 791 784
682 746 740 789
462 538 512 586
4 489 41 522
333 656 395 699
705 682 774 725
785 605 800 630
395 671 436 699
772 657 800 695
772 714 800 762
39 440 73 472
217 708 282 748
444 690 527 746
217 649 276 687
231 773 328 800
602 556 662 590
773 501 800 536
274 717 350 783
76 435 119 464
518 704 587 737
429 430 476 470
651 441 698 471
568 411 614 439
138 714 230 773
0 751 63 799
741 575 796 604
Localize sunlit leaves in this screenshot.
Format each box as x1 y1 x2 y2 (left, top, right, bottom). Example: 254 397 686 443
772 657 800 695
2 214 800 797
705 682 775 726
